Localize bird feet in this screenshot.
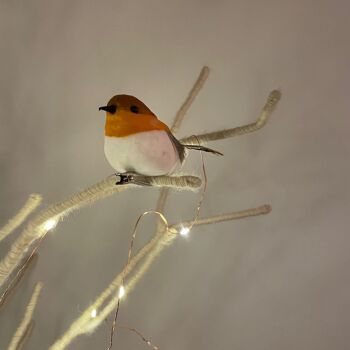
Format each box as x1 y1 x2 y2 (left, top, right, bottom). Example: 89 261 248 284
115 172 154 186
115 172 135 185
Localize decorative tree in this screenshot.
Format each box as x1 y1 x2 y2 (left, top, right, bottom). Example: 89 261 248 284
0 66 281 349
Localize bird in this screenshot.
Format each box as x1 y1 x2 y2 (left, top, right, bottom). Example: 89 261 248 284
99 95 222 183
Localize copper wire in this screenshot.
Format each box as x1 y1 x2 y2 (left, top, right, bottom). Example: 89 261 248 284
0 229 47 306
186 136 208 232
107 211 169 350
120 325 159 350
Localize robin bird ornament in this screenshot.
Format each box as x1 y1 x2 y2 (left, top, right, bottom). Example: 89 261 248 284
99 95 222 184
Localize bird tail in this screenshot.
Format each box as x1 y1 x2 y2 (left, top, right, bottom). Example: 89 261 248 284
182 144 223 156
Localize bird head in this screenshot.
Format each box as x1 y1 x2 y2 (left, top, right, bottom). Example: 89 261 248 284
99 95 169 137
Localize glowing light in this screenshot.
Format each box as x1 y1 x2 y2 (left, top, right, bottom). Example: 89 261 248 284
90 308 97 318
180 226 190 236
43 219 57 231
118 285 125 299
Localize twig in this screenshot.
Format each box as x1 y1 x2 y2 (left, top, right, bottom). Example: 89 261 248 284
0 175 201 292
171 66 210 134
0 175 122 298
0 194 42 243
7 282 43 350
49 203 269 349
156 66 210 227
49 229 169 350
16 320 35 350
179 90 281 145
0 254 38 311
108 211 169 350
170 204 272 232
122 231 175 297
122 206 271 300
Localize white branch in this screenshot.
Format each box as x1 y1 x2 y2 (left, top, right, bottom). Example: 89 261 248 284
0 175 201 291
180 90 281 145
169 204 272 232
7 282 43 350
0 194 42 243
50 203 271 349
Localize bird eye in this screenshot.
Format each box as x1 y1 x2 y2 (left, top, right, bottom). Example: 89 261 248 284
130 105 139 114
109 105 117 114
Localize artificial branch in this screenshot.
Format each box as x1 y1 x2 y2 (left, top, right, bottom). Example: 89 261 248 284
0 65 282 350
156 65 210 229
0 175 201 293
180 89 281 145
15 320 35 350
6 282 43 350
0 194 42 243
49 204 270 349
169 204 272 232
0 254 38 311
171 66 210 134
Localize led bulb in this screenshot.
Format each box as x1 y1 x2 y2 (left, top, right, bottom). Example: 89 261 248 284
118 285 125 299
90 309 97 318
180 226 190 236
43 219 57 231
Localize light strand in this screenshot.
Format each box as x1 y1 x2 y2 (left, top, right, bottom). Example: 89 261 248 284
0 254 38 311
107 211 169 350
120 325 159 350
181 135 208 236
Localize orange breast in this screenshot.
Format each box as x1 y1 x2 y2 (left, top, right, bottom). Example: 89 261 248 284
105 111 170 137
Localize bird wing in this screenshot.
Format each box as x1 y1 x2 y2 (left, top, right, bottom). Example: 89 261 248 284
166 132 186 163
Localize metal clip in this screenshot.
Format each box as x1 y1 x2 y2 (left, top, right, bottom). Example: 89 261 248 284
115 173 135 185
115 173 152 186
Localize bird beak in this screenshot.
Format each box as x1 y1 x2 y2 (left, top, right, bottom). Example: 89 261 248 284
99 105 117 114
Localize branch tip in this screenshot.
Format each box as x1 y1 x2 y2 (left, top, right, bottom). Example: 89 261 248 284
264 89 282 113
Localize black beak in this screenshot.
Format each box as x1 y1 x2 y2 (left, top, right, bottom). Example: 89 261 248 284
98 105 117 114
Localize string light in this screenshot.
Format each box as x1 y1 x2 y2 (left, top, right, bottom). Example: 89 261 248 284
43 219 57 231
90 309 97 318
179 226 190 236
108 212 169 350
118 286 125 299
120 326 159 350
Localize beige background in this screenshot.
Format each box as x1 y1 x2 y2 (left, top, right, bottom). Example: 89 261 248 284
1 0 349 349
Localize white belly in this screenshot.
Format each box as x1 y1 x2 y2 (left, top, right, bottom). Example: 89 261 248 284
104 130 181 176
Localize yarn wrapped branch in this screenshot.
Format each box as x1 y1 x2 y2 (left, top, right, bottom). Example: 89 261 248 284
49 203 271 350
180 90 281 145
6 282 43 350
0 174 202 292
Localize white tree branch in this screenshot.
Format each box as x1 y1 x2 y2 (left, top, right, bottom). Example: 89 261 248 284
6 282 43 350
